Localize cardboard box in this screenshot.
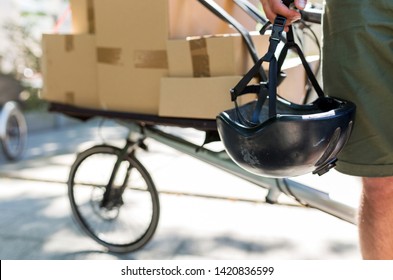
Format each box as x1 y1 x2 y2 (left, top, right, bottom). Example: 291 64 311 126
159 57 321 120
41 34 100 109
94 0 169 114
70 0 95 34
167 33 270 77
159 76 255 119
168 0 261 39
71 0 261 38
69 0 263 114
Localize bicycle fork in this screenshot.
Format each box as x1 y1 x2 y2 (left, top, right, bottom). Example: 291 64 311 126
100 135 147 209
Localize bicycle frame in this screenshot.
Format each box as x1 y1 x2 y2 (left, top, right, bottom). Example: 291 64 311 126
123 122 357 225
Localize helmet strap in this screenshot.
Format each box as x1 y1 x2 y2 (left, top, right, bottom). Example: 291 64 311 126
277 27 325 98
230 13 328 126
230 15 286 124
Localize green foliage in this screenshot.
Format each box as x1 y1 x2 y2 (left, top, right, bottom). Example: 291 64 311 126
21 87 49 112
2 21 41 79
1 7 47 111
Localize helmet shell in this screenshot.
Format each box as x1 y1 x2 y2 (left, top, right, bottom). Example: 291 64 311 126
216 97 356 177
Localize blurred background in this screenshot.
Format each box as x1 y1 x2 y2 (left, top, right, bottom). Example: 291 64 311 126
0 0 70 113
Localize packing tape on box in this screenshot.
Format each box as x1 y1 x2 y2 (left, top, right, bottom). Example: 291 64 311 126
189 38 210 77
97 47 168 69
87 0 95 34
97 47 123 65
65 92 75 105
65 35 74 52
134 50 168 69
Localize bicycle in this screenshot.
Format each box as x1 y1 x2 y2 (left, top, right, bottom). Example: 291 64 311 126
68 129 160 253
0 101 27 161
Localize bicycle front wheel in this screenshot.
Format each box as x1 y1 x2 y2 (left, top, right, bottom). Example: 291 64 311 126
68 145 160 253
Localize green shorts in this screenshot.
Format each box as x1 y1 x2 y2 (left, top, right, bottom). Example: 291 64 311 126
322 0 393 177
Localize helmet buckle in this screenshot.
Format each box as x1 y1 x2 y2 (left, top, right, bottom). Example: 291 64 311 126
270 16 286 42
313 158 338 176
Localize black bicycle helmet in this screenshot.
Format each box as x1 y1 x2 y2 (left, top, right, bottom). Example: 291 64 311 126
216 13 356 178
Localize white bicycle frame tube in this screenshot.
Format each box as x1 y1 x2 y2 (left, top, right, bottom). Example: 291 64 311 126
125 122 357 225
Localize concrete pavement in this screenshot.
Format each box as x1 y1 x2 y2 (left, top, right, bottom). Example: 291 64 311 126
0 114 362 259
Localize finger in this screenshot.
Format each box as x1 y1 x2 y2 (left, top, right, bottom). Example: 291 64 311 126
270 0 301 20
294 0 307 10
261 0 300 32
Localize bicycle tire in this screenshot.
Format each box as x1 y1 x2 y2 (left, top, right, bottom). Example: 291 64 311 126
68 145 160 253
0 102 27 161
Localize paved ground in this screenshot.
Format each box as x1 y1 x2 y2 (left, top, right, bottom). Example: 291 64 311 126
0 114 362 260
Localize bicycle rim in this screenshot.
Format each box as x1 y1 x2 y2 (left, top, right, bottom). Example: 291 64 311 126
68 145 160 253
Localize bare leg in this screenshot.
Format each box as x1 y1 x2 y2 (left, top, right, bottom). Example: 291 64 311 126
359 176 393 259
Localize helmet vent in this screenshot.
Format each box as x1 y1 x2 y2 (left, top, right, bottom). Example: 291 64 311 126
315 127 341 167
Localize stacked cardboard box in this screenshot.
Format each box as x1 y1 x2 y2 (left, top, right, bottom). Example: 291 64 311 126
41 0 263 115
41 0 317 119
71 0 261 38
166 33 270 78
41 34 99 109
159 32 270 119
93 0 170 114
